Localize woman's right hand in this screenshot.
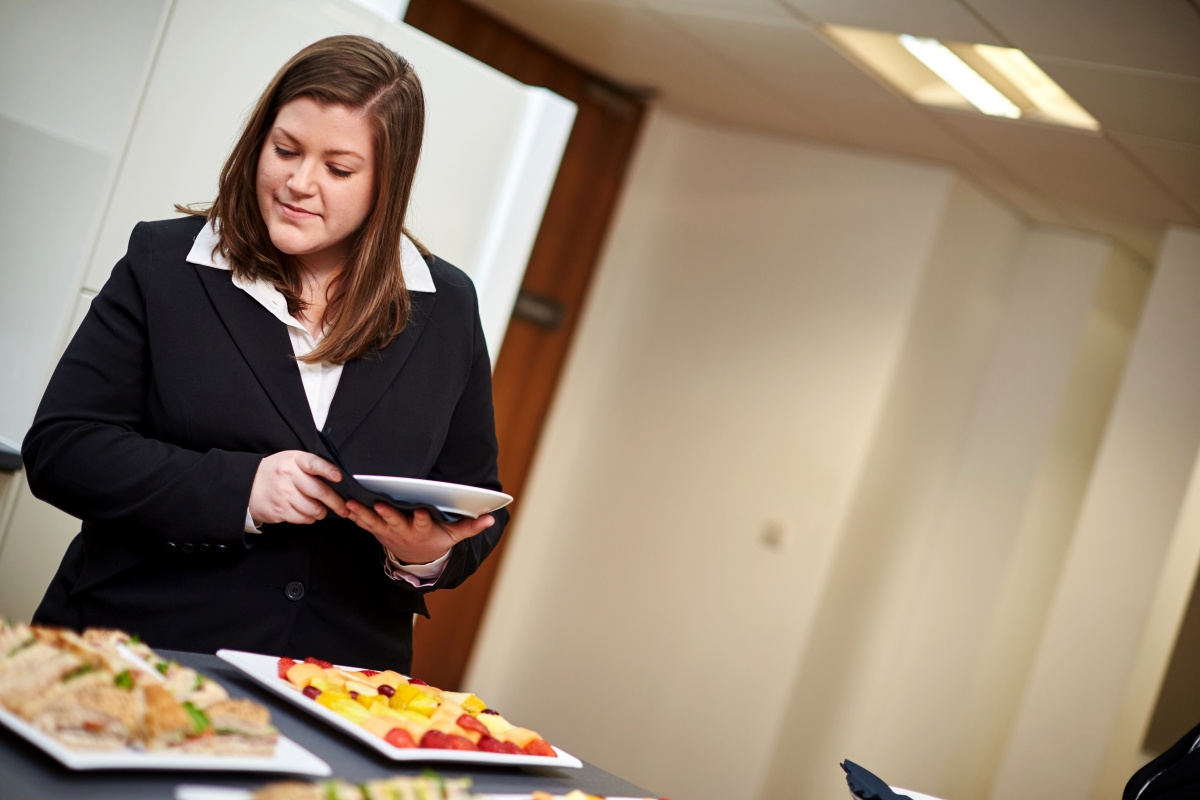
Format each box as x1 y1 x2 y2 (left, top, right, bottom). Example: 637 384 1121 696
248 451 349 526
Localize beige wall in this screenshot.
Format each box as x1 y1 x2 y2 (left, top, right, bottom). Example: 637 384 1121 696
993 226 1200 800
466 109 1165 800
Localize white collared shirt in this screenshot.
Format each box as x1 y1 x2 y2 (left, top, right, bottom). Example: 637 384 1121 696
186 220 450 587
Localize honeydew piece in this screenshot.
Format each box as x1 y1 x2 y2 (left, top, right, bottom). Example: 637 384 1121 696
345 680 378 697
503 726 541 748
478 713 515 738
285 663 325 688
363 670 405 688
321 668 348 688
361 716 403 739
309 677 333 693
428 699 465 726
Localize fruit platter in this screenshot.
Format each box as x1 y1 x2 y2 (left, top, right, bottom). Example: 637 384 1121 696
175 775 662 800
217 649 583 768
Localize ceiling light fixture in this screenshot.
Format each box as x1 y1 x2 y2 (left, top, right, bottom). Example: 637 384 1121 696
897 34 1021 119
823 24 1100 131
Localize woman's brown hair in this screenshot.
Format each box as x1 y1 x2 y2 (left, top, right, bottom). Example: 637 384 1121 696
188 35 425 365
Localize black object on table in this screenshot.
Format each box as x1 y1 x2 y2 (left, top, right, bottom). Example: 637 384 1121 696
0 649 656 800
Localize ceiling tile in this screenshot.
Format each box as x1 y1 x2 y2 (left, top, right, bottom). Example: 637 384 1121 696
1111 133 1200 218
935 111 1200 226
777 0 1005 44
801 93 985 166
1032 56 1200 146
638 0 795 24
650 10 897 107
959 167 1076 228
967 0 1200 78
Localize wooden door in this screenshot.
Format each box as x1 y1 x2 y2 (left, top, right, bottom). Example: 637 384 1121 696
404 0 646 689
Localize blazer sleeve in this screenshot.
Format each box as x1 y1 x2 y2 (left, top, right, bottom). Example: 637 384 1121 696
421 278 509 593
21 222 262 548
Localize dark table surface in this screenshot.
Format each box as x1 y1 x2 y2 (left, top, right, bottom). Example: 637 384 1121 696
0 649 656 800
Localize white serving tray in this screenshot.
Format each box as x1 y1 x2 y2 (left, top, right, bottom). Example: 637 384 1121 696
0 705 330 775
354 475 512 519
177 789 652 800
217 650 582 769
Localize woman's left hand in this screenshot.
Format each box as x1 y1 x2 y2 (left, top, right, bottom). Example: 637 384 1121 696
346 501 495 565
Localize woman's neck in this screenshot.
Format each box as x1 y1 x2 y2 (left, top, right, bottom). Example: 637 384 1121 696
292 248 346 340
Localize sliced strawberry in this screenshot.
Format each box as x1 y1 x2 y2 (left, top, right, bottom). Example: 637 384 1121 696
360 669 380 677
523 739 557 757
303 656 333 669
421 730 477 751
408 678 428 686
456 714 490 737
478 735 522 755
384 728 417 749
277 657 297 679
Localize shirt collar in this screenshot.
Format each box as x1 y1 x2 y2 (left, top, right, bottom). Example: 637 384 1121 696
185 218 437 293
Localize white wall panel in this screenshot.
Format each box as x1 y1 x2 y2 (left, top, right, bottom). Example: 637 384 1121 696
0 116 109 447
993 225 1200 800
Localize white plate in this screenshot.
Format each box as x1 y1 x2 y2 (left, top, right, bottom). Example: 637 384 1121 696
353 475 512 519
0 705 330 775
217 650 582 770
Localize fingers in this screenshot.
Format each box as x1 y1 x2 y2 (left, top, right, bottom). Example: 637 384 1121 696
445 514 494 543
347 500 386 534
293 452 341 483
292 470 349 518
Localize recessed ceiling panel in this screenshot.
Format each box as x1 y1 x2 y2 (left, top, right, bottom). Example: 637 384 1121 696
1032 56 1200 146
777 0 1005 45
936 111 1198 225
968 0 1200 78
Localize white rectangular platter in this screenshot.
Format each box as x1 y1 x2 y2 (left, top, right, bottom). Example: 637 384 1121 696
177 788 651 800
0 705 330 775
217 649 582 769
176 786 652 800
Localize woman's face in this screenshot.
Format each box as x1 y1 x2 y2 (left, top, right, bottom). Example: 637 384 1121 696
256 97 376 267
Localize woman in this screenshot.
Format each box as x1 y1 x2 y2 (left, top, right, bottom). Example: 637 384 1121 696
22 36 506 671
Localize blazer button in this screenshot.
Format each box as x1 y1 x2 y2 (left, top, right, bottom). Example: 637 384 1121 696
285 582 305 601
197 543 211 554
162 541 177 554
180 543 195 555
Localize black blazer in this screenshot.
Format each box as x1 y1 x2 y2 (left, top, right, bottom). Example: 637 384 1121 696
23 215 507 672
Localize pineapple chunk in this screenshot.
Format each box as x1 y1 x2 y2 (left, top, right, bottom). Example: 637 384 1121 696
405 692 440 717
329 697 371 724
441 691 486 715
316 690 351 709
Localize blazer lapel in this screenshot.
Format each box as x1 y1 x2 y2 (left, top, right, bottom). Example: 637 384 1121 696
324 289 437 447
195 265 321 452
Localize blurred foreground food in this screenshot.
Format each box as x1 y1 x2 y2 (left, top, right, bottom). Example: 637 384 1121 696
0 620 276 754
